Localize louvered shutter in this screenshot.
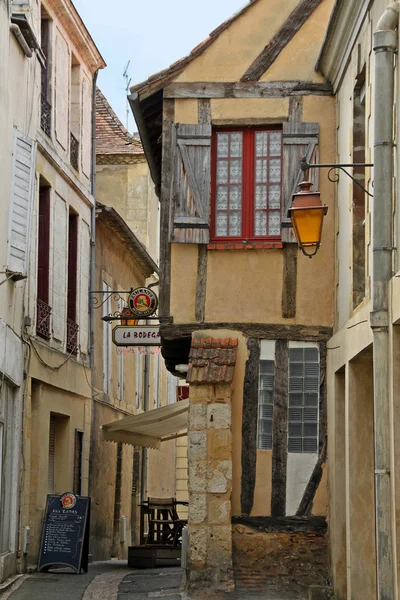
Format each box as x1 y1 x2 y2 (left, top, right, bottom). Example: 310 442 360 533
79 220 90 353
7 129 36 278
52 195 68 341
81 74 92 178
171 124 211 244
282 123 319 243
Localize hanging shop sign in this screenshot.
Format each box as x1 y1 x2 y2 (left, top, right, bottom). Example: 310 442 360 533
112 325 161 347
128 287 158 318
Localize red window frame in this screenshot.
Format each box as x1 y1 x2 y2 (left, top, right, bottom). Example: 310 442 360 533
211 127 283 242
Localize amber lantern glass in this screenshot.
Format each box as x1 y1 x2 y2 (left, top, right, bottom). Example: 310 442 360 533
120 307 138 326
287 181 328 257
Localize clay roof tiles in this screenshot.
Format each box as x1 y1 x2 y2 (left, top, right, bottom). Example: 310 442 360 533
187 337 239 385
96 88 143 155
130 0 258 95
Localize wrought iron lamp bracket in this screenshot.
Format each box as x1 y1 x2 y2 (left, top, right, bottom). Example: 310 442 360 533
301 156 374 198
89 290 173 324
89 290 131 310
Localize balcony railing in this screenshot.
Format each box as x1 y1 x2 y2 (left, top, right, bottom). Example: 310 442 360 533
70 132 79 172
36 298 51 339
41 94 51 137
67 318 79 354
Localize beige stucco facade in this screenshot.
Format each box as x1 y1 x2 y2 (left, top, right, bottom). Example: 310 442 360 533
0 0 106 576
92 108 181 559
319 0 400 598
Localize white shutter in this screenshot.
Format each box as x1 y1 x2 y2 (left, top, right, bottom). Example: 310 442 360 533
52 194 67 341
79 221 90 353
48 416 56 494
7 129 36 277
81 74 92 178
55 30 69 150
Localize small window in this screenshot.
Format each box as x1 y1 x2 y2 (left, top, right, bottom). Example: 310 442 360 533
257 360 275 450
288 345 319 453
211 128 282 241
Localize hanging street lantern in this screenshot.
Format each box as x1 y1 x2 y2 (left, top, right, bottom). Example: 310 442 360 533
120 306 138 326
288 180 328 258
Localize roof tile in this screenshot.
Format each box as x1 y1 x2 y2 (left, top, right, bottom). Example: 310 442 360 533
187 337 238 385
96 88 143 156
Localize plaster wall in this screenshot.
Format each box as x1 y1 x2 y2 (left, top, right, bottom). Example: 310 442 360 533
147 440 176 498
175 0 332 84
346 357 376 599
27 381 90 564
96 157 159 263
91 218 176 560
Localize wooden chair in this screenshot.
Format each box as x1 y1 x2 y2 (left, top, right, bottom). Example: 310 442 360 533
145 497 178 547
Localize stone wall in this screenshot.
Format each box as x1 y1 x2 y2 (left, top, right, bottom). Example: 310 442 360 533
187 383 235 594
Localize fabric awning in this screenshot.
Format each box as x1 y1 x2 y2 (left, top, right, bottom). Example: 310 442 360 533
101 400 189 449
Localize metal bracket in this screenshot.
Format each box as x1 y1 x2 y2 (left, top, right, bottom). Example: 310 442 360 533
301 156 374 197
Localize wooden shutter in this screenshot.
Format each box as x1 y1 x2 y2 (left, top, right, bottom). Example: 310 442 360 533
79 221 90 353
282 122 319 242
55 30 69 150
48 416 56 494
52 194 67 341
171 124 211 244
67 213 78 322
7 129 36 277
81 74 92 178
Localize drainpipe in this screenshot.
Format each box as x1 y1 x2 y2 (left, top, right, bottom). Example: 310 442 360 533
140 354 150 503
372 4 398 597
88 70 99 496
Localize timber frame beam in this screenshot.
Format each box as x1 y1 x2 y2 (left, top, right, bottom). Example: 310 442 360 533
164 81 333 99
160 322 333 342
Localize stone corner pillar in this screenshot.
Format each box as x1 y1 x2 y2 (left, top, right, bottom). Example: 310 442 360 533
186 382 235 595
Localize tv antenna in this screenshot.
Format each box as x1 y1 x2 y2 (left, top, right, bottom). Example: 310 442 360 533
123 61 132 130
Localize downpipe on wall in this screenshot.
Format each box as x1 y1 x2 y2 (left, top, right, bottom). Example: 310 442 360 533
372 3 399 598
88 70 99 497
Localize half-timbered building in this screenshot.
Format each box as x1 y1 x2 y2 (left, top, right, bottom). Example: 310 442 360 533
130 0 335 594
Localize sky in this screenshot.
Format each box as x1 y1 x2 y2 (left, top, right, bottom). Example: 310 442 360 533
72 0 247 133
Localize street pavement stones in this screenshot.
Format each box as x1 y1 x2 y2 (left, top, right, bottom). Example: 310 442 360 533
1 564 308 600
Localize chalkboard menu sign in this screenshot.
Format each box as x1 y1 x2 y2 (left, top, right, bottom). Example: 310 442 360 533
38 493 90 574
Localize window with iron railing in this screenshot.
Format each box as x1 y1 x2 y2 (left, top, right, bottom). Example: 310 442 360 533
70 132 79 171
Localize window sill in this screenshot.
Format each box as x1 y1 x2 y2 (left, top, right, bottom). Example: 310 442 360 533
208 241 283 251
